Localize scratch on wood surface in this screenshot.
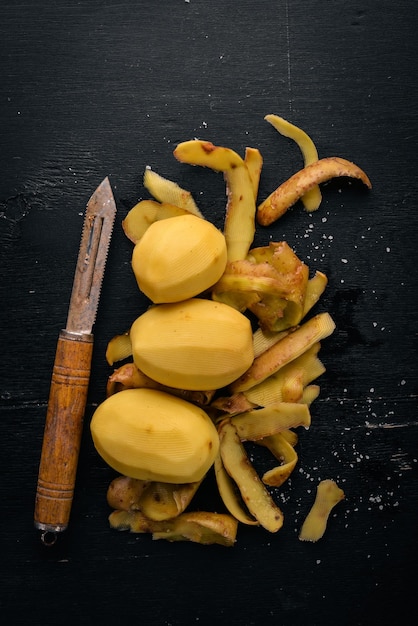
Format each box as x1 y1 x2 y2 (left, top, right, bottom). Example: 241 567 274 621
390 452 414 471
285 0 293 114
365 421 418 430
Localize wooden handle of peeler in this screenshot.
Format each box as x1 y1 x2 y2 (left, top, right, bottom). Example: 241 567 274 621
34 329 94 540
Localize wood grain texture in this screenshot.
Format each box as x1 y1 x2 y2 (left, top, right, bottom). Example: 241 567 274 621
1 1 417 625
34 330 93 534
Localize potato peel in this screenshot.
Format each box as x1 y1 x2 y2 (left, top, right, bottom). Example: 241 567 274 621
143 167 203 217
105 332 132 366
109 509 238 547
106 361 215 405
303 271 328 318
242 343 325 407
218 419 284 533
257 156 372 226
230 312 336 393
106 476 150 511
213 242 311 331
299 479 345 542
214 453 259 526
230 402 311 441
252 328 290 359
244 147 263 200
138 480 202 521
122 199 194 244
257 432 298 487
265 113 322 212
174 140 256 262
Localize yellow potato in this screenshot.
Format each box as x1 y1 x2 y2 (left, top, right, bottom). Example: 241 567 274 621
90 388 219 483
132 214 227 303
130 298 254 391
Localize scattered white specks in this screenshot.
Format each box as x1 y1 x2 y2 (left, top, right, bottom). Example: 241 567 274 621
341 258 348 263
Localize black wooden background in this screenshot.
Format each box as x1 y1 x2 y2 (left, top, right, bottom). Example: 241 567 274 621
1 1 417 625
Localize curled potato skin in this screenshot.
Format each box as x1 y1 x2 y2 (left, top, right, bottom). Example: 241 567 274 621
214 453 259 526
257 432 298 487
264 113 322 212
143 168 203 217
109 509 238 547
218 419 284 533
257 156 372 226
174 140 256 262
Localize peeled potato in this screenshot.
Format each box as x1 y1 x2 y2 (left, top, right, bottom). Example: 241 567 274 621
90 388 219 483
130 298 254 390
131 214 227 303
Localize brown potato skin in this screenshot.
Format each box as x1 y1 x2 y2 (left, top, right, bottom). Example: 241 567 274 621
257 156 371 226
106 476 150 511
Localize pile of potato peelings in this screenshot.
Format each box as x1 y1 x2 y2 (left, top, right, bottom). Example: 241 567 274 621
90 114 371 547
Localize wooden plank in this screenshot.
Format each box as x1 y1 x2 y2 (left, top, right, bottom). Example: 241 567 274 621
0 0 417 623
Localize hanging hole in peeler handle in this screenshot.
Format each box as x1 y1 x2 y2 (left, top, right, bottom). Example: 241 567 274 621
41 530 58 547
